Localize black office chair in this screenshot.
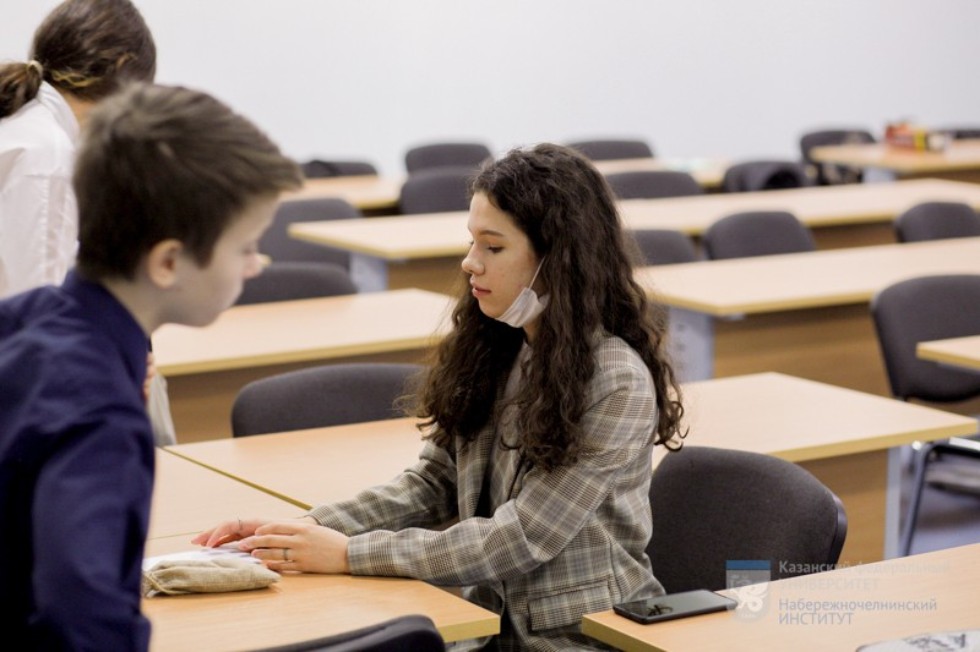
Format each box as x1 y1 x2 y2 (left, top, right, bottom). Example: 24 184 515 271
231 362 425 437
605 170 704 200
404 141 492 174
249 614 444 652
701 210 816 260
721 160 811 193
263 198 361 271
628 229 700 266
894 201 980 242
799 128 876 185
398 166 473 214
934 127 980 141
566 138 654 161
235 262 357 306
301 159 379 178
647 446 847 593
870 274 980 556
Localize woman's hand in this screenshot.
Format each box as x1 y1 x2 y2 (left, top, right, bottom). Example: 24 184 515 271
191 516 280 548
237 519 350 574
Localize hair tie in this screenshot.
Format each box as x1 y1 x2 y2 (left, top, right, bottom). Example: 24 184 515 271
26 60 43 77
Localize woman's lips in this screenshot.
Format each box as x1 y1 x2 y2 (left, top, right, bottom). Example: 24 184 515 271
471 284 490 298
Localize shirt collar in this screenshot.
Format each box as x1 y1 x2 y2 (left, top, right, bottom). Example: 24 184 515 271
62 270 149 388
36 81 80 147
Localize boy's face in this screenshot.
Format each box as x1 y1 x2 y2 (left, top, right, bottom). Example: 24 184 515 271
172 195 279 327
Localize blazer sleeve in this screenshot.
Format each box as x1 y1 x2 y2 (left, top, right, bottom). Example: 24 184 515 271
341 351 656 586
306 437 461 534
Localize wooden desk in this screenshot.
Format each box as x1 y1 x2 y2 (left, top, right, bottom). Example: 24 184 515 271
165 373 977 565
283 174 403 213
290 180 980 292
917 334 980 372
592 157 729 190
153 289 453 442
639 237 980 396
582 542 980 652
280 159 727 217
150 450 304 539
145 460 498 650
810 139 980 184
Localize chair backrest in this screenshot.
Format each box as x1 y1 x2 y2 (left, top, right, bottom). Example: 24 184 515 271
721 160 810 192
799 129 876 185
249 614 444 652
301 159 379 178
566 138 654 161
605 170 704 200
404 142 492 174
398 166 473 214
231 362 425 437
870 274 980 403
629 229 699 266
701 210 816 260
263 198 361 270
235 261 357 306
894 201 980 242
935 126 980 141
647 446 847 594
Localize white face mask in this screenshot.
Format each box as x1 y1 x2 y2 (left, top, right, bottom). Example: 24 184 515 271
495 258 548 328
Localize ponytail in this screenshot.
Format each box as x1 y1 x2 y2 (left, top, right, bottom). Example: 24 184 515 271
0 61 44 119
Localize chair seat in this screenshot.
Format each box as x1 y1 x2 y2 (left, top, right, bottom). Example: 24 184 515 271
927 463 980 496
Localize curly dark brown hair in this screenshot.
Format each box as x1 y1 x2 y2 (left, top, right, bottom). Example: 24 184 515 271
415 143 685 471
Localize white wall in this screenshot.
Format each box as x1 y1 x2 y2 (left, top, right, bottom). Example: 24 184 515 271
4 0 978 176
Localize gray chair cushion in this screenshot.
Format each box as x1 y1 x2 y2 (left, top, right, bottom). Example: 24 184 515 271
894 201 980 243
398 167 473 214
605 170 703 200
722 160 811 192
629 229 699 266
404 142 491 174
231 362 425 437
263 198 361 270
702 210 816 260
248 614 443 651
648 446 847 593
235 262 357 306
566 138 654 161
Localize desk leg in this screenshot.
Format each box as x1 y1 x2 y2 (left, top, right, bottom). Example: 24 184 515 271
350 254 388 292
884 447 902 559
668 307 714 382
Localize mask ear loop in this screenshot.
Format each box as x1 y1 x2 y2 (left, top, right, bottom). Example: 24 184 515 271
526 257 545 289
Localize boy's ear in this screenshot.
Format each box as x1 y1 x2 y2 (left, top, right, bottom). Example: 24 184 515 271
145 239 184 289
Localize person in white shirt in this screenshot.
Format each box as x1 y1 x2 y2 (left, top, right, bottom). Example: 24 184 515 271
0 0 178 445
0 0 156 299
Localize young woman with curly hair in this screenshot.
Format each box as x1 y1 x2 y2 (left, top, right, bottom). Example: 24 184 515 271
196 142 686 651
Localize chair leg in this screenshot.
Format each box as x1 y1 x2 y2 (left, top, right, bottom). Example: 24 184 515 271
900 442 937 556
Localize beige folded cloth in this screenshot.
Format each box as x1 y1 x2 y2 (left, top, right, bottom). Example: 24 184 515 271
142 558 280 597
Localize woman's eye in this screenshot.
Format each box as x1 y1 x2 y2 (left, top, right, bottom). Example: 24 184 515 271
487 246 502 253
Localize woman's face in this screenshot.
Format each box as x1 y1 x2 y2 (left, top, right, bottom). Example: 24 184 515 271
462 192 542 334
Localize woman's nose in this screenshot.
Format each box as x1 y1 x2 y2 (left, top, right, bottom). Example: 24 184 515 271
461 251 482 275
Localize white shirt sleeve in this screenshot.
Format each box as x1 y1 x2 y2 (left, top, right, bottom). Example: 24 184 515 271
0 83 79 298
0 167 77 297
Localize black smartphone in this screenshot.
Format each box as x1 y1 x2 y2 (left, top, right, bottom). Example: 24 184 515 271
613 589 737 625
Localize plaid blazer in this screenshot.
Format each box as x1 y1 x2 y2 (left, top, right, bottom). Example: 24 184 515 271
308 335 663 650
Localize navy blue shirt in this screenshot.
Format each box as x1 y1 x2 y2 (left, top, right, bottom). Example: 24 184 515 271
0 271 154 651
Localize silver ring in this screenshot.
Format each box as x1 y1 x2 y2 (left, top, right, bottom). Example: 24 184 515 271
282 548 290 562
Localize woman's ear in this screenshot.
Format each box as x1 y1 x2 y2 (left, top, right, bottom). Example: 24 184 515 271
145 239 184 289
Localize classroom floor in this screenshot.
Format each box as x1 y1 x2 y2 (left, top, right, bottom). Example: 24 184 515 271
899 443 980 556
